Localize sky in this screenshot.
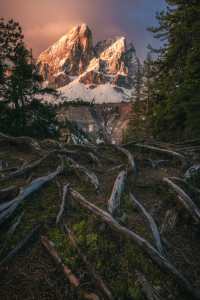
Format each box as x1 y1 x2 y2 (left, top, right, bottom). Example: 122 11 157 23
1 0 167 62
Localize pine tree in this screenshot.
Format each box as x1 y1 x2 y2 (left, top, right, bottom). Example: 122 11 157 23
147 0 200 141
143 52 153 115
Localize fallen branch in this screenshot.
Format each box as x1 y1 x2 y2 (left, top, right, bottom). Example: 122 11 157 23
142 158 156 170
183 165 200 182
159 209 179 235
134 144 188 171
56 183 70 224
0 167 19 172
26 173 35 184
64 224 114 300
134 269 162 300
64 157 102 194
69 188 200 300
116 146 136 176
0 164 64 224
162 178 200 225
88 152 103 168
119 139 146 147
0 224 42 269
0 186 19 200
160 237 180 251
40 236 100 300
0 211 24 255
175 139 200 145
128 192 164 256
167 177 200 194
0 149 75 184
106 165 125 172
108 171 127 215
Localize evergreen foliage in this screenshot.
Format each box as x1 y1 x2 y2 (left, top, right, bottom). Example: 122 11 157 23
147 0 200 141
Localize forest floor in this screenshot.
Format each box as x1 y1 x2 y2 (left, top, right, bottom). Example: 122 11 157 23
0 137 200 300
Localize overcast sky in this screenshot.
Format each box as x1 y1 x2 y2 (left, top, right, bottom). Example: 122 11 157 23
1 0 167 62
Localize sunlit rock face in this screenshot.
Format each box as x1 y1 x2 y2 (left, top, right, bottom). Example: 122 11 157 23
37 23 94 81
37 24 140 91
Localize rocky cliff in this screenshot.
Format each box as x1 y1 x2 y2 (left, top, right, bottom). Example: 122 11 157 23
37 23 140 96
57 102 132 144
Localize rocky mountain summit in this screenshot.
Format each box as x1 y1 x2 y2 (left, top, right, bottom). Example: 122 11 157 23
37 23 140 102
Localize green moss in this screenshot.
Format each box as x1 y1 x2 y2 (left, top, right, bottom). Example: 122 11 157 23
139 226 147 233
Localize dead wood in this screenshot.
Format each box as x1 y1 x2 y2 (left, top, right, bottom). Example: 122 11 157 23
134 269 162 300
64 224 115 300
142 158 156 170
0 160 2 170
175 139 200 145
128 192 164 256
0 167 19 172
183 165 200 182
0 186 19 200
116 146 136 176
56 183 70 224
26 173 35 184
88 152 103 168
108 171 127 215
159 209 179 235
69 188 200 300
162 177 200 225
167 177 200 194
134 144 189 170
0 224 42 269
0 149 75 184
40 139 67 151
63 157 102 194
0 211 24 255
0 164 64 224
106 165 125 172
119 139 146 147
160 237 180 251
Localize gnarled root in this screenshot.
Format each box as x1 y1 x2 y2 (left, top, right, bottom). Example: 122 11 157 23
56 183 70 224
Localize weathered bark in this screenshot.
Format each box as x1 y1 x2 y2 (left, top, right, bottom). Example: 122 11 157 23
0 164 64 224
162 177 200 224
167 177 200 194
69 188 200 300
56 183 70 224
0 186 19 200
108 171 127 215
134 269 162 300
119 139 146 147
63 157 102 194
116 146 136 176
40 236 100 300
0 224 42 269
159 209 179 235
64 224 115 300
0 211 24 255
183 165 200 182
88 152 103 168
0 131 46 155
128 192 164 256
0 149 75 184
134 144 188 171
106 165 125 172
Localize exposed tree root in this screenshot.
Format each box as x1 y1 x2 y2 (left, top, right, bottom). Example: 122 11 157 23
128 192 164 256
0 211 24 255
64 224 114 300
119 139 146 147
162 177 200 225
69 188 200 300
0 167 19 172
0 186 19 200
134 269 162 300
159 209 179 235
0 224 42 269
106 165 125 172
88 152 103 168
108 171 127 215
167 177 200 194
183 165 200 182
175 139 200 145
0 164 64 224
63 157 102 194
135 144 189 170
142 158 156 170
56 183 70 224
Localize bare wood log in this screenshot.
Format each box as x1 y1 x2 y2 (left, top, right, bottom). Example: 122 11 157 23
128 192 164 256
116 146 136 176
183 165 200 182
0 186 19 200
162 178 200 224
0 211 24 255
69 188 200 300
134 269 162 300
159 209 179 235
106 165 125 172
88 152 103 168
167 177 200 194
0 224 42 269
64 157 102 194
119 139 146 147
0 164 64 224
56 183 70 224
0 149 75 184
134 144 188 171
40 236 100 300
64 224 115 300
108 171 127 215
0 131 46 155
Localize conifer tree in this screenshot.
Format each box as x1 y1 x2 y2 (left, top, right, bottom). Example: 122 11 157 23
147 0 200 141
